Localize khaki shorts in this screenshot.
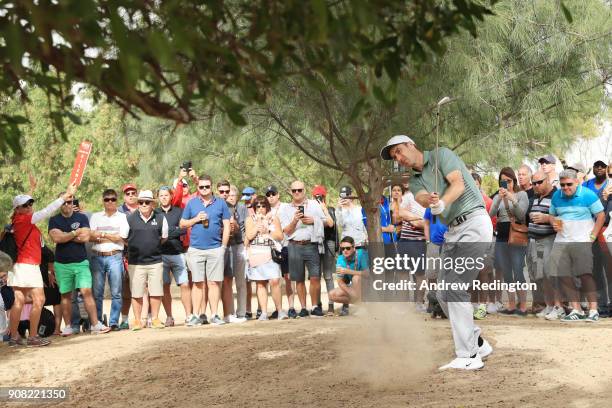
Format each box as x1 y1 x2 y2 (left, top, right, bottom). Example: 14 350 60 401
186 246 225 282
8 263 44 288
128 263 163 297
549 242 593 278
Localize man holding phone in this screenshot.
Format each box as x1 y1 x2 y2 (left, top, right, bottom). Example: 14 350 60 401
279 181 333 318
381 135 494 371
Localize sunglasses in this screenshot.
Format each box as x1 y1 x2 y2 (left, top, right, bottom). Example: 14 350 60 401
255 204 266 209
198 185 211 190
63 200 74 205
103 197 117 202
125 190 137 196
138 200 153 205
340 246 353 251
532 179 545 185
560 183 574 187
608 173 612 178
218 189 230 194
20 202 33 209
266 192 277 197
291 189 304 193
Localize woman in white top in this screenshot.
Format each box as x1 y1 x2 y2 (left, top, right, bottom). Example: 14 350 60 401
336 186 368 247
245 196 287 320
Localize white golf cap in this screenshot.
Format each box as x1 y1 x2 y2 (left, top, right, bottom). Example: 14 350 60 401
137 190 154 201
380 135 415 160
12 194 34 209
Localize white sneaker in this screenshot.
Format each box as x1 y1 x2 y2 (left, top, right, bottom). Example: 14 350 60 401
439 355 484 371
478 338 493 360
185 314 201 327
545 306 565 321
225 314 247 324
165 316 175 327
536 306 553 318
210 315 226 325
495 301 504 311
91 322 111 334
486 303 498 314
278 310 289 320
415 303 427 313
258 313 269 321
60 327 74 337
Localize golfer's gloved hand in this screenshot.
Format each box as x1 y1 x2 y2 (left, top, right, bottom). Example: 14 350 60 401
430 200 446 215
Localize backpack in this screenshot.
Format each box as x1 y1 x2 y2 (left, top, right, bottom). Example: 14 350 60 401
0 226 34 262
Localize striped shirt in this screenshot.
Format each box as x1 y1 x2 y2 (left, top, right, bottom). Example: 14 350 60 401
526 188 556 238
399 194 425 241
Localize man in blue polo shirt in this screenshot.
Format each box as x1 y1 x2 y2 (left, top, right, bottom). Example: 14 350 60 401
180 174 231 326
328 236 368 316
549 169 605 322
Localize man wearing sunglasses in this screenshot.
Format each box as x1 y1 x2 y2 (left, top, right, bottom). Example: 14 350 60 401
548 169 605 322
538 154 559 188
328 236 367 315
180 175 231 326
117 183 138 328
49 192 111 335
118 183 139 215
125 190 169 330
381 135 494 371
89 189 130 330
279 180 334 318
525 171 563 320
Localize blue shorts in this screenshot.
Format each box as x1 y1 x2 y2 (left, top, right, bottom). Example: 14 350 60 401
162 254 189 286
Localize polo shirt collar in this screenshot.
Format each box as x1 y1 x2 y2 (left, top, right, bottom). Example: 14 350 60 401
138 210 154 223
199 195 216 206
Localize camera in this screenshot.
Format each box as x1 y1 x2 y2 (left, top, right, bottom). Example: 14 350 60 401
181 161 192 171
315 194 323 203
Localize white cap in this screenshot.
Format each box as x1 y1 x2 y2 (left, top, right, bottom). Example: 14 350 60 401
380 135 415 160
137 190 154 200
12 194 34 209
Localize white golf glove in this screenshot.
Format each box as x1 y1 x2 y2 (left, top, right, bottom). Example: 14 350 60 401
430 200 446 215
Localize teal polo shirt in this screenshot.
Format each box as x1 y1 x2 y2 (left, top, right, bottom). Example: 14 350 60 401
409 147 484 225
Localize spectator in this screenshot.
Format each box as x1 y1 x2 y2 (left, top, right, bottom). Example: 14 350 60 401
567 163 587 184
126 190 169 330
219 182 247 324
245 196 287 320
118 183 138 329
241 186 257 316
180 175 231 326
423 206 447 309
549 169 605 322
525 171 563 320
328 236 368 315
387 184 404 244
242 187 256 215
312 185 338 316
394 180 427 311
89 189 129 331
266 184 296 318
336 186 367 248
489 167 529 316
0 250 12 338
582 160 610 316
538 154 559 187
600 163 612 315
49 193 110 335
518 165 534 199
7 184 76 347
379 194 397 244
279 180 333 318
156 186 194 327
40 245 62 336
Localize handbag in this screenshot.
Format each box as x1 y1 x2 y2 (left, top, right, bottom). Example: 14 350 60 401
504 199 528 246
271 247 283 264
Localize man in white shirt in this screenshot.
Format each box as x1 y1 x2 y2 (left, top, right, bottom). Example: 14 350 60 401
89 189 130 331
279 181 333 318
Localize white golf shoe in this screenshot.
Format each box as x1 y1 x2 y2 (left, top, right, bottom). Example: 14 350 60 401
439 354 484 371
478 338 493 360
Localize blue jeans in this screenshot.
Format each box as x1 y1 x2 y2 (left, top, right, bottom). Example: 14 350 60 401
91 254 124 326
494 241 527 284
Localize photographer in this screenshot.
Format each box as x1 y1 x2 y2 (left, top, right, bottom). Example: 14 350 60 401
328 236 368 315
336 186 368 249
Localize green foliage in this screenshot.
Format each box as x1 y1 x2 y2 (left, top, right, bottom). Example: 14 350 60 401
0 0 496 154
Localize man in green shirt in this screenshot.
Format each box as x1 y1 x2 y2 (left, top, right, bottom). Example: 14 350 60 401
381 135 493 371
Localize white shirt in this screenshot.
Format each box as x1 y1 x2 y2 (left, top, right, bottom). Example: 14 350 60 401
89 210 129 252
279 199 326 241
401 192 426 218
269 202 290 246
336 206 368 246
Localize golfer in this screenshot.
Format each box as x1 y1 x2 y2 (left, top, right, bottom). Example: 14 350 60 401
381 135 493 370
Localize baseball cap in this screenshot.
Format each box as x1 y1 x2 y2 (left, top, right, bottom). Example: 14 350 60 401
566 163 586 173
12 194 34 209
312 185 327 197
265 185 278 195
593 160 607 168
137 190 154 201
538 154 556 164
241 187 256 201
380 135 415 160
339 186 353 198
122 183 137 193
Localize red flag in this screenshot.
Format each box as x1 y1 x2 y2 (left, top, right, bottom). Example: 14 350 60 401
69 141 93 186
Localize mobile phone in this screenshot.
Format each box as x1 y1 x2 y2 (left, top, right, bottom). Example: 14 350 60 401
181 161 192 170
315 195 323 203
73 199 80 208
298 205 305 216
500 180 508 189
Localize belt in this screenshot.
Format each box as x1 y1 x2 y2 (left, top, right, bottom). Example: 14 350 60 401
94 250 122 257
449 207 485 228
289 240 314 245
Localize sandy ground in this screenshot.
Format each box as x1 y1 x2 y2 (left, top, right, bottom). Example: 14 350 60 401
3 296 612 408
